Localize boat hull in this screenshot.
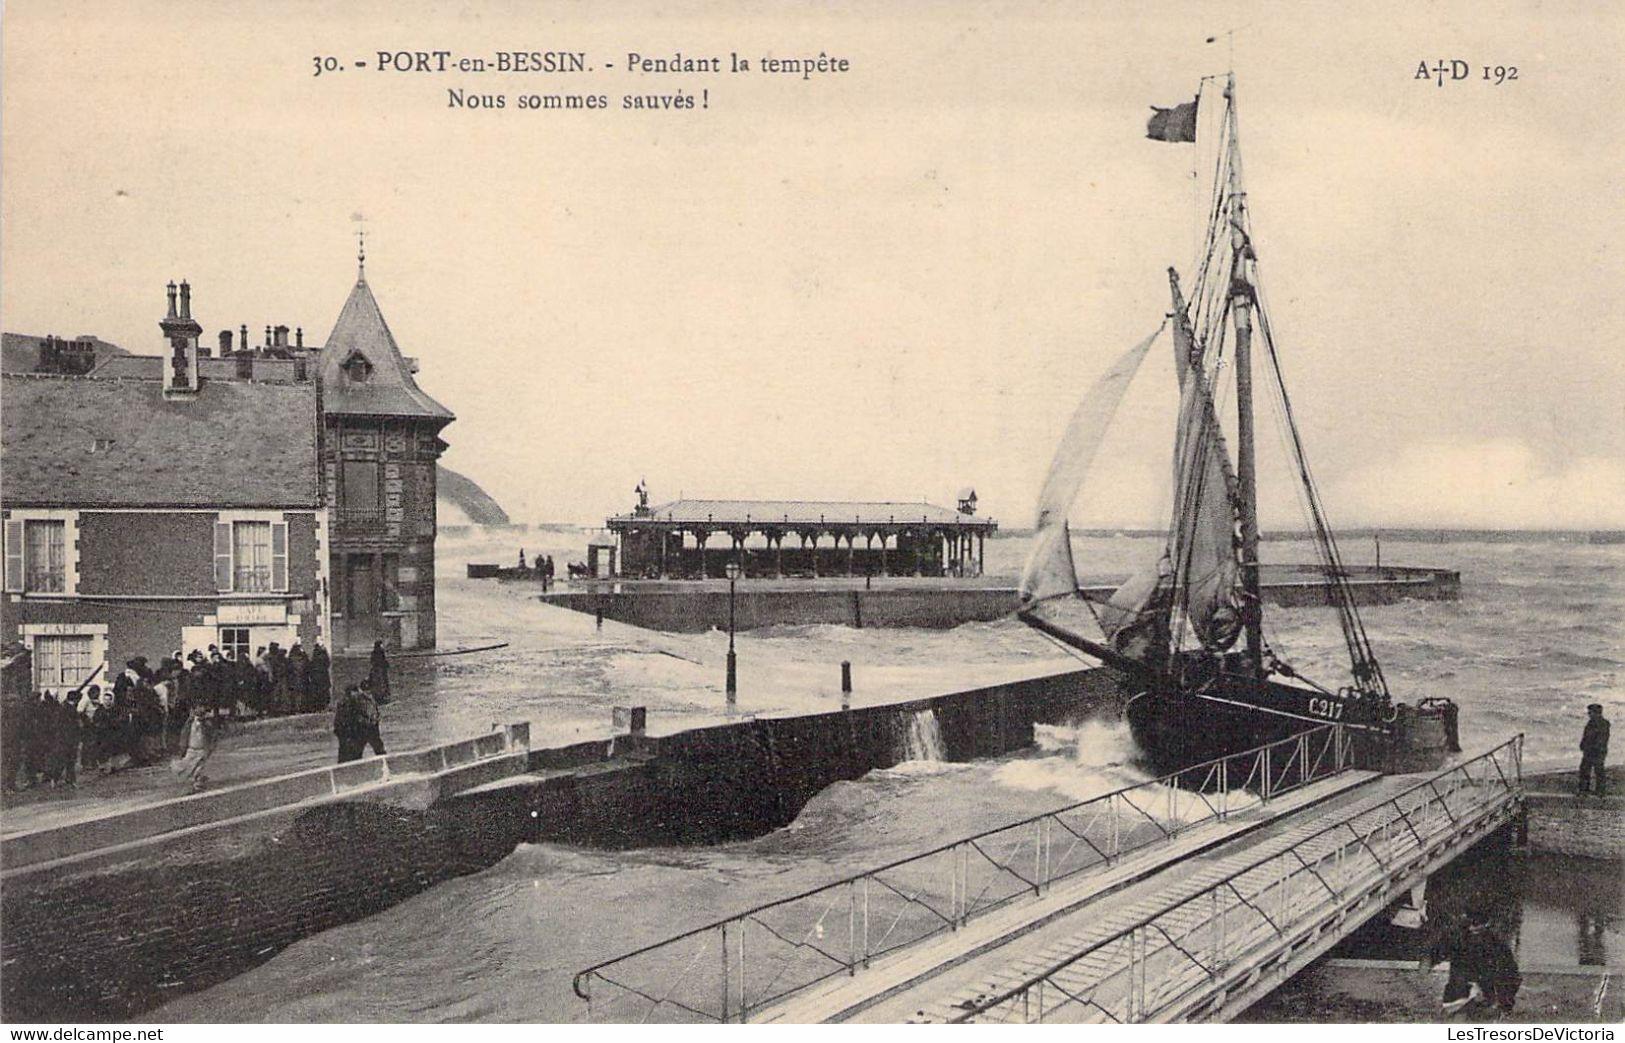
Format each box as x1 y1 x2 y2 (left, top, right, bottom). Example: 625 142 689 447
1125 680 1455 777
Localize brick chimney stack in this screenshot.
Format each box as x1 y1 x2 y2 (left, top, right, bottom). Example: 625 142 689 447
159 279 203 398
219 330 234 354
296 327 304 349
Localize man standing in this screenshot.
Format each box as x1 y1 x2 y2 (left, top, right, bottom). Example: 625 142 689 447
308 642 332 711
171 702 218 792
368 640 391 705
333 683 385 763
1579 704 1610 796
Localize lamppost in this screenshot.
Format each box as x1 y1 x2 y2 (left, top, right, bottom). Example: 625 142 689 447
724 559 741 704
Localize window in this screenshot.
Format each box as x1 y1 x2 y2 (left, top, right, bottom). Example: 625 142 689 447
33 634 94 690
220 626 250 661
5 514 77 595
341 459 382 524
232 521 273 592
23 520 65 592
214 517 289 593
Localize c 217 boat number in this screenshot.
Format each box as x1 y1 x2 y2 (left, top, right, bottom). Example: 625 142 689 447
1306 697 1346 720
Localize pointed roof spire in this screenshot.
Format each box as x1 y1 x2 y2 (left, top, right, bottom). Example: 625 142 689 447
317 275 453 422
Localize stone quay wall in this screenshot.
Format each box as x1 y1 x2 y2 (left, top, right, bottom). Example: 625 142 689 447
0 669 1117 1021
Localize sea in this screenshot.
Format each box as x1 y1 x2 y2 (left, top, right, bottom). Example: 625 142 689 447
151 532 1623 1023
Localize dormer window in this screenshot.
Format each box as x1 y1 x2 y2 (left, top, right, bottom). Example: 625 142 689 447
342 351 373 383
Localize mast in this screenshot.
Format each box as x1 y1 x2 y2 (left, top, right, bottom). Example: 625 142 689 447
1225 76 1265 680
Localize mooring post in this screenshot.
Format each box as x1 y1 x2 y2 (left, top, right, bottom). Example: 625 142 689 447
841 660 852 699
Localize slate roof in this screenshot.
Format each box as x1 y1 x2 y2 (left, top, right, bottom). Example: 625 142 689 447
1 374 320 507
317 278 454 422
88 355 306 383
609 499 996 529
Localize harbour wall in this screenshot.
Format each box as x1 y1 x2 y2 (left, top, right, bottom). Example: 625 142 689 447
1521 766 1624 860
536 565 1460 633
0 669 1116 1021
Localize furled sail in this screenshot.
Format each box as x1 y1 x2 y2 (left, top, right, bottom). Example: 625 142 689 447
1019 324 1166 605
1165 274 1245 652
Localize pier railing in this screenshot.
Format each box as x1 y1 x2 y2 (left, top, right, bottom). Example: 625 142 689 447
949 734 1524 1024
573 723 1352 1023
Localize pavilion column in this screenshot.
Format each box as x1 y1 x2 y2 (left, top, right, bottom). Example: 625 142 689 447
879 534 888 577
696 533 708 579
659 529 668 579
846 533 855 576
913 531 923 577
811 533 820 578
774 535 784 578
978 533 985 577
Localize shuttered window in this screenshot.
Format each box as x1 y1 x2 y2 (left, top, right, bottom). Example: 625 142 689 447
232 522 272 592
24 521 66 592
4 519 66 593
218 519 290 593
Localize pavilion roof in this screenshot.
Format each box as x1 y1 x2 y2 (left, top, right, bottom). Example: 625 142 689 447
608 498 995 530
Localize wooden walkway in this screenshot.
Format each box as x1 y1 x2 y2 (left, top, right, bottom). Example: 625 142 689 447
573 729 1523 1025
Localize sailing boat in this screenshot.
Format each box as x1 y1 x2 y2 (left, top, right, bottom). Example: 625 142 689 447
1018 76 1457 774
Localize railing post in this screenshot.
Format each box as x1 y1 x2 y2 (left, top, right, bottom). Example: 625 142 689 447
1300 732 1308 787
739 919 748 1021
1262 746 1272 803
721 922 731 1024
848 880 858 975
1220 757 1229 820
863 876 871 966
1035 818 1043 896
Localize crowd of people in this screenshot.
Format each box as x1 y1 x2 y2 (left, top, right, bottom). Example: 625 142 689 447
1 640 334 794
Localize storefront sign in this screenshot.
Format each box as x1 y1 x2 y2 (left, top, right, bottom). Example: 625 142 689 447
217 602 288 625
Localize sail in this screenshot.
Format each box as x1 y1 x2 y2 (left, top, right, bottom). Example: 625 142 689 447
1165 275 1245 651
1019 325 1164 604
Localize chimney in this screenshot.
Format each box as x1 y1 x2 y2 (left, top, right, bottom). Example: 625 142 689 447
274 324 289 349
219 330 234 354
240 324 248 351
159 276 203 398
295 327 304 349
264 325 272 348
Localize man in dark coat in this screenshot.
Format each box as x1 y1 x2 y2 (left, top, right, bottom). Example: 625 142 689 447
1579 704 1610 796
286 644 309 713
1425 915 1521 1016
368 640 391 705
2 644 31 790
333 683 385 763
307 642 332 711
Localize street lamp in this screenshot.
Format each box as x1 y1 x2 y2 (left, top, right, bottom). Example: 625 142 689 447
724 559 741 704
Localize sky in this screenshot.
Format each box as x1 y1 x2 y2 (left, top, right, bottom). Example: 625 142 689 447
3 0 1622 529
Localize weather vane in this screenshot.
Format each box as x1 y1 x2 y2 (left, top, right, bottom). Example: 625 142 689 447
352 211 368 277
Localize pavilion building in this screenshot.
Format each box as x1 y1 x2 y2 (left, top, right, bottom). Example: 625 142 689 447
605 497 996 580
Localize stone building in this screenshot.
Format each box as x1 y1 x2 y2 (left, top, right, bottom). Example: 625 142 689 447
0 284 329 691
1 260 457 669
316 271 454 652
